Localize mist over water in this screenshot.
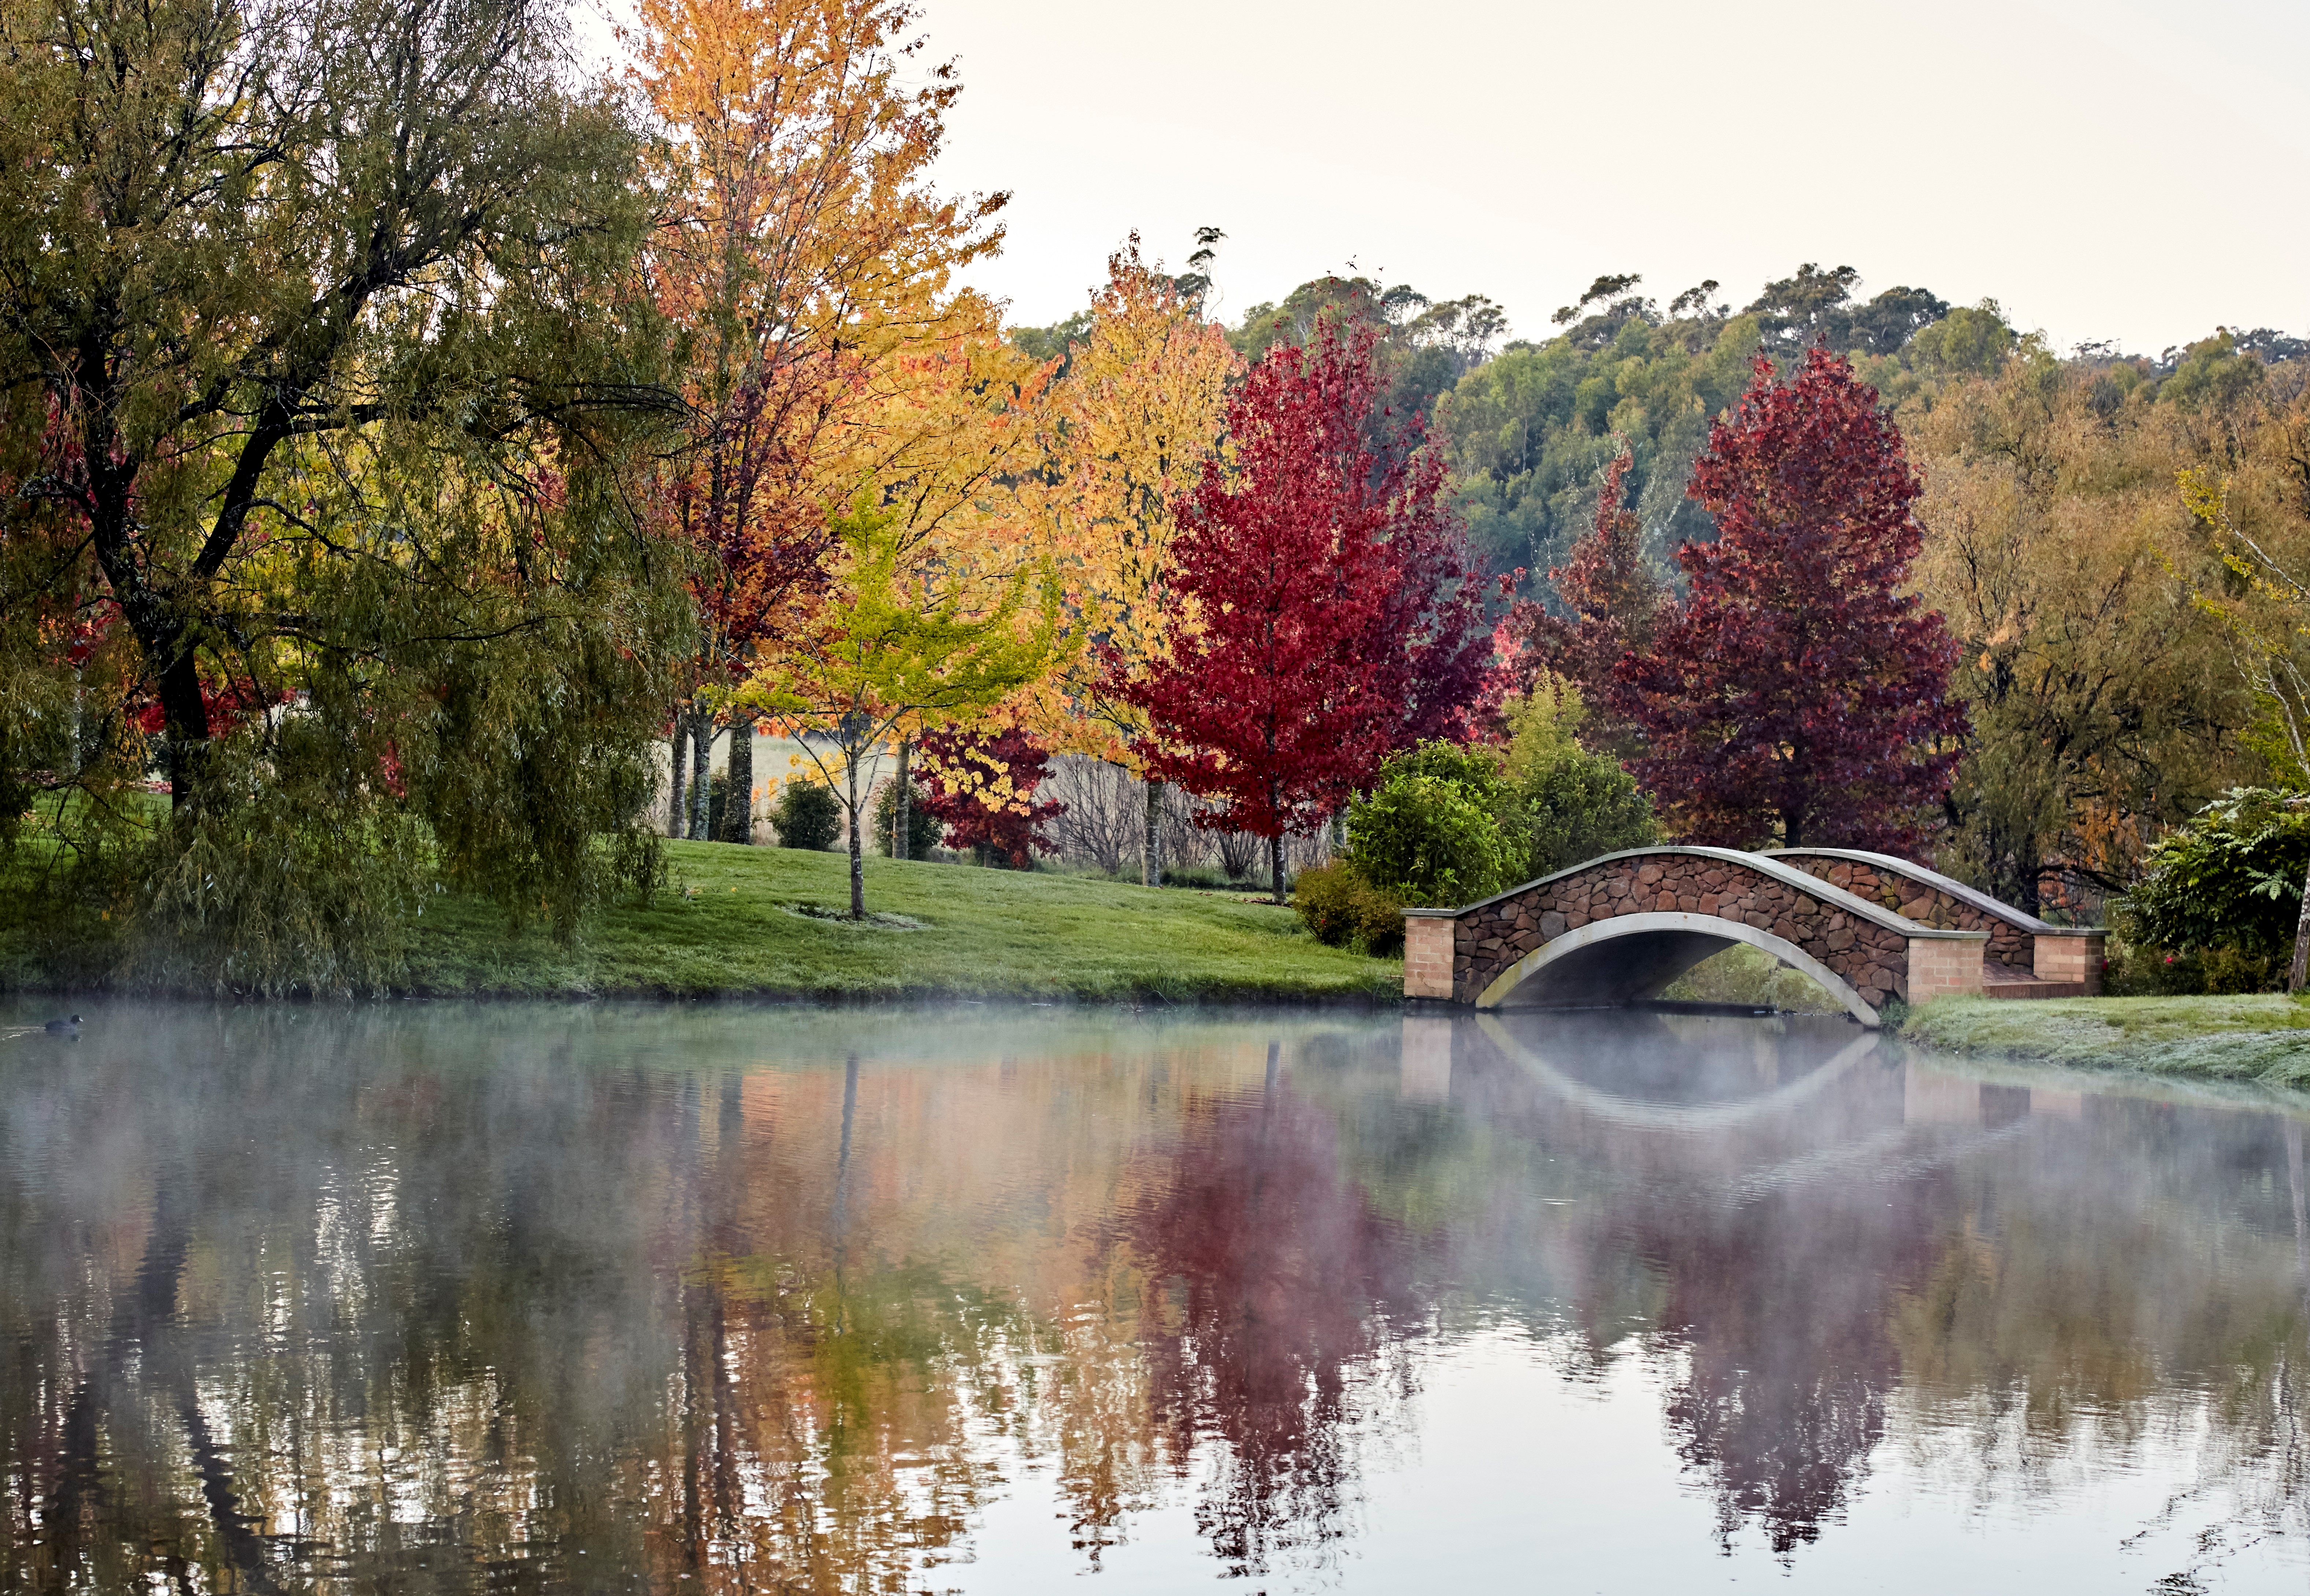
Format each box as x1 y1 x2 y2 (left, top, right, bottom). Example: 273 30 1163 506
4 1002 2309 1592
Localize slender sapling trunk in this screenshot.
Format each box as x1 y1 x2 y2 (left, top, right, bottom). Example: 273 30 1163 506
895 738 911 862
1269 832 1284 906
847 755 866 918
668 713 689 838
1143 778 1162 887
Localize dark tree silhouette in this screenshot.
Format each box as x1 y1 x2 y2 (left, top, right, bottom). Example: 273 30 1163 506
1618 350 1965 850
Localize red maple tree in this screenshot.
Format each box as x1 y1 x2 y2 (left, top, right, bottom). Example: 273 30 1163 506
1115 324 1490 901
1504 438 1664 754
915 724 1064 867
1617 349 1965 850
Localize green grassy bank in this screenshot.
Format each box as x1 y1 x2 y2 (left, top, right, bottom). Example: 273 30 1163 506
1903 992 2310 1085
392 840 1400 1004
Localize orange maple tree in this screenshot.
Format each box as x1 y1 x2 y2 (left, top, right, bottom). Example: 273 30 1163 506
628 0 1012 838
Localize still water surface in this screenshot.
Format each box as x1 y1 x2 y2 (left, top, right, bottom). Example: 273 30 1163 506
5 1002 2310 1592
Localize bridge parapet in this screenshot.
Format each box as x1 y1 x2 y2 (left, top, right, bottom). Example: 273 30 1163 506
1766 848 2105 996
1409 847 1976 1013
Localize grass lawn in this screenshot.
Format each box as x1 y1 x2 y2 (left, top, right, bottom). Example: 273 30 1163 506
1903 992 2310 1085
398 840 1402 1004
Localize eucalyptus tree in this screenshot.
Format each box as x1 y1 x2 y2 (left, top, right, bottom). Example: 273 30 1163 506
0 0 687 983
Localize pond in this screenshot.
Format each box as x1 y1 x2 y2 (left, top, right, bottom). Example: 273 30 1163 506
4 1001 2309 1592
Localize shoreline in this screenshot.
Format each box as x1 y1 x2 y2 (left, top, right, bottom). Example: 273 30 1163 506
4 839 1404 1007
1898 992 2310 1087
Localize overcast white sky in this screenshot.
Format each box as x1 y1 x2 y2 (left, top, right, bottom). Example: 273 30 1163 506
585 0 2310 355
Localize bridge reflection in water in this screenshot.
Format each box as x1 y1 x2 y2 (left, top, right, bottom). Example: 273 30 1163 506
1 1003 2303 1592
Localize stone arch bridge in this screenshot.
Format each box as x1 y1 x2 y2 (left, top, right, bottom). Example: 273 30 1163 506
1402 846 2105 1027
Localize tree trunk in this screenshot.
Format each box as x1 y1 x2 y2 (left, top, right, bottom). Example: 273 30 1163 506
2290 867 2310 993
668 713 689 839
689 712 713 841
156 643 211 812
2011 829 2043 919
1269 832 1285 905
894 738 911 862
847 756 866 919
722 715 754 844
1143 778 1163 887
1780 804 1803 850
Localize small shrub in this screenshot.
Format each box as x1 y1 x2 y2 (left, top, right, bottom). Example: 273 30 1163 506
1345 772 1512 907
915 727 1059 866
1501 680 1656 877
1293 861 1405 954
2106 940 2278 996
706 772 729 840
770 780 842 851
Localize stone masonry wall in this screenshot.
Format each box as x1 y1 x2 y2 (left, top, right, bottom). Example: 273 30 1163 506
1778 856 2033 969
1450 855 1912 1007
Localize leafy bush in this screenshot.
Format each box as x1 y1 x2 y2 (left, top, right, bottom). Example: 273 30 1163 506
1501 680 1657 876
1345 771 1513 907
770 779 842 851
2120 788 2310 978
1292 861 1405 954
2106 940 2277 997
915 726 1058 866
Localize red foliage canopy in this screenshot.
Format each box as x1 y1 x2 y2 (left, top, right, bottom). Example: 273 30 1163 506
915 725 1063 868
1616 349 1965 850
1115 324 1490 849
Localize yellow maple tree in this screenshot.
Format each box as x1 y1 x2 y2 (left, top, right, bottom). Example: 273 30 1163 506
1018 237 1238 882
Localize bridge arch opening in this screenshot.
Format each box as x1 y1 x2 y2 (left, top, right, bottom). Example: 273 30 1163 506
1475 911 1882 1028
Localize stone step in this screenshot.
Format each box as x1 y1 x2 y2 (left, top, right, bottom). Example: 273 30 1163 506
1981 974 2091 1000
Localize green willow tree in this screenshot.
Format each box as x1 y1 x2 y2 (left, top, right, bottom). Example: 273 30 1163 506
0 0 685 989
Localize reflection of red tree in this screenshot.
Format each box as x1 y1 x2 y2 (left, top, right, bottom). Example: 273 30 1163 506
1650 1184 1937 1553
1451 1020 1942 1555
1126 1083 1416 1578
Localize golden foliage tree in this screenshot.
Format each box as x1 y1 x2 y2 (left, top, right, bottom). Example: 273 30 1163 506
628 0 1012 840
1021 238 1237 883
1906 353 2255 914
2169 364 2310 982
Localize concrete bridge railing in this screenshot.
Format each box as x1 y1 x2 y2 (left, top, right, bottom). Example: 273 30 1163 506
1402 846 1990 1027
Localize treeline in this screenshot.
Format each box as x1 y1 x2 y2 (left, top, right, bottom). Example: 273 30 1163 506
1028 256 2306 947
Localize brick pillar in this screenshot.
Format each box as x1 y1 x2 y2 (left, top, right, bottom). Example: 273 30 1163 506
1404 914 1456 999
1906 932 1986 1005
2033 931 2107 994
